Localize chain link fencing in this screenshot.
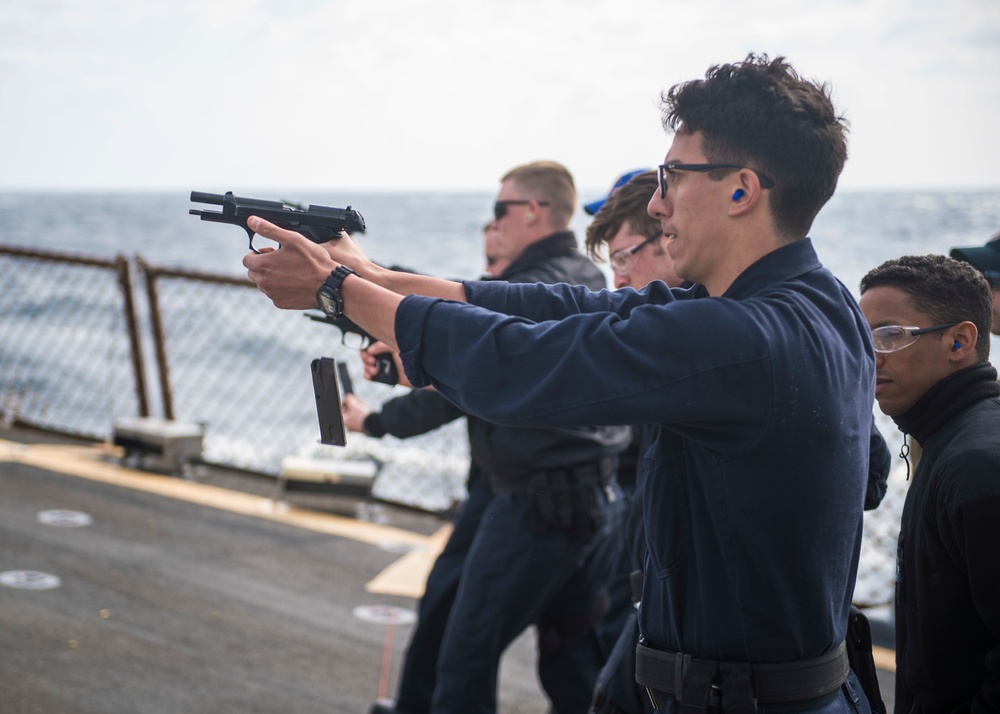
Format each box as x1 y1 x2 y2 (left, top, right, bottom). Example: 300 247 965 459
139 259 469 512
0 246 147 436
0 243 901 605
0 245 469 513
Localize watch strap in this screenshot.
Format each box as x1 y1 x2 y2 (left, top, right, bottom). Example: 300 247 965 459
323 265 356 292
316 265 356 317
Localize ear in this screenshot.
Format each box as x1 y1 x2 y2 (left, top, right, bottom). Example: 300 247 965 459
526 199 547 225
949 321 979 362
727 170 761 216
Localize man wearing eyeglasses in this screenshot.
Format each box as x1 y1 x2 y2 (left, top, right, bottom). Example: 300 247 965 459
359 159 629 714
581 170 890 714
579 169 685 714
583 170 683 291
244 54 876 712
346 195 627 714
950 230 1000 336
858 254 1000 712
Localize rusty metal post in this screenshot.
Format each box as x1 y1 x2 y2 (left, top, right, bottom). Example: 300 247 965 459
138 257 175 420
114 254 150 417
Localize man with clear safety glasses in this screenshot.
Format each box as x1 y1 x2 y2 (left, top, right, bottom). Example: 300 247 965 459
858 254 1000 711
244 54 878 712
581 169 685 714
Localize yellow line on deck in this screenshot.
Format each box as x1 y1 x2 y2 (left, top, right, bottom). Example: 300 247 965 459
0 439 907 624
872 644 895 672
366 523 452 598
0 438 436 550
0 438 448 598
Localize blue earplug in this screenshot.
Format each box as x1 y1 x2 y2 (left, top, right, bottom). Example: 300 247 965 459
954 341 962 350
732 189 745 201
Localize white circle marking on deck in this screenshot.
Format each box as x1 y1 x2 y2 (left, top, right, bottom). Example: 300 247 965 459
1 570 62 590
38 510 93 527
352 604 417 625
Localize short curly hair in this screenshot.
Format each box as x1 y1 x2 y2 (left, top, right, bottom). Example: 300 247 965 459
661 53 848 241
860 254 993 360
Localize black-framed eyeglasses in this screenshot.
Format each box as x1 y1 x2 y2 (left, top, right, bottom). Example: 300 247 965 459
493 199 550 221
656 163 775 198
609 233 660 276
870 322 961 354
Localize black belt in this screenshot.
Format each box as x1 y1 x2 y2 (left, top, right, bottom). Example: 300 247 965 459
490 456 617 493
635 640 848 710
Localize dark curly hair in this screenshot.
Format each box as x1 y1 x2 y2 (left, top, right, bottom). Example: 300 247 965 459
662 53 848 240
860 254 993 360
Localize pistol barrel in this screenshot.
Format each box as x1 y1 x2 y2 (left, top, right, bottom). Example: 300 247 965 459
190 191 225 205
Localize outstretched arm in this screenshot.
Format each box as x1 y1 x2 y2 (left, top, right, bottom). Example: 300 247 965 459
241 216 465 350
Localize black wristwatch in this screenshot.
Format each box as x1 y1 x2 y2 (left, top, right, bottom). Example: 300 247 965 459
316 265 356 319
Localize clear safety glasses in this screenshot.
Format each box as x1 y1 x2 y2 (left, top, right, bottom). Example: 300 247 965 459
870 322 960 354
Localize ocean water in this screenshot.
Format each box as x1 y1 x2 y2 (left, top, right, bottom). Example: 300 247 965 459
3 187 999 449
2 188 999 605
0 191 497 282
3 188 998 286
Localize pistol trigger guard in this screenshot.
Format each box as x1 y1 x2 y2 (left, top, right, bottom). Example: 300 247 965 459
243 225 262 254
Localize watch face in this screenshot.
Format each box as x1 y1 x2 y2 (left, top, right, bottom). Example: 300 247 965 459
317 287 342 318
317 267 352 319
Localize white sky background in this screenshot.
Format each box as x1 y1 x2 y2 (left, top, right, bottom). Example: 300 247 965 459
1 0 998 194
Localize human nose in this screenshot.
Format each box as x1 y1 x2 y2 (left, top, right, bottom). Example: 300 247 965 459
647 186 670 221
614 273 629 289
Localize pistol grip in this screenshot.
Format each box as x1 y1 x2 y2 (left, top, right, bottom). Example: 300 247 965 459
372 354 399 386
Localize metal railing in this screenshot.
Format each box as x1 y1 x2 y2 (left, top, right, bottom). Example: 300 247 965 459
0 244 469 513
0 242 900 605
0 245 148 435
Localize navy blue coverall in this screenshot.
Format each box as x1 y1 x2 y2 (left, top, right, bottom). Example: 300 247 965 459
396 238 876 712
387 232 631 714
358 388 472 713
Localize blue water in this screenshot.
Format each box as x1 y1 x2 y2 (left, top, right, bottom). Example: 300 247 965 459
2 188 999 605
0 191 497 281
7 189 1000 418
3 187 999 448
3 189 998 287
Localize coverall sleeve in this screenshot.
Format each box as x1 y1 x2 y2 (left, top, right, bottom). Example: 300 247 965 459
462 278 690 322
395 284 773 446
363 388 464 439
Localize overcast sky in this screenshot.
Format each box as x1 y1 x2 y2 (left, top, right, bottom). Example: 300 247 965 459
1 0 998 194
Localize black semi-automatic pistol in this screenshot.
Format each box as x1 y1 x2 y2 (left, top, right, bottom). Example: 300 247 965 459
190 190 366 253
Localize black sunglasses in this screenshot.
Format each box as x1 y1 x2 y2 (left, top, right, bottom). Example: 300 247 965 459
983 270 1000 288
493 199 550 221
656 163 775 198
